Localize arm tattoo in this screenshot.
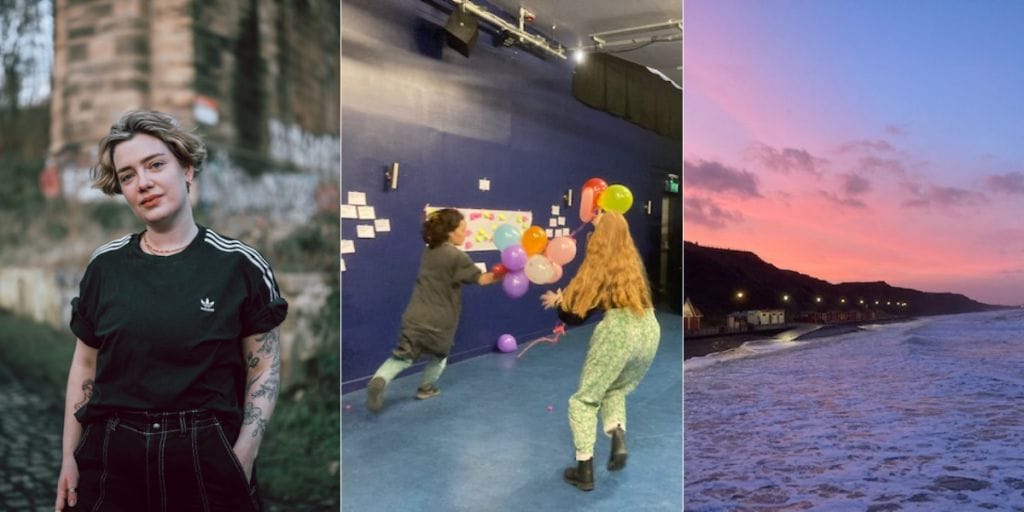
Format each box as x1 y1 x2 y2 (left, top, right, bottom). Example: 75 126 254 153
248 330 281 401
243 403 269 438
255 330 281 358
73 379 94 411
242 329 281 438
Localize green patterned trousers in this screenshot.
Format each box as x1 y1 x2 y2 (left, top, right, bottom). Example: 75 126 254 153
568 308 660 460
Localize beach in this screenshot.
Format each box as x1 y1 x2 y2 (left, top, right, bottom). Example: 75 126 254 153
684 324 866 360
684 310 1024 511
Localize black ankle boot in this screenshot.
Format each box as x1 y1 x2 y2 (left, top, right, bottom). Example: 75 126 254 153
563 458 594 491
608 427 627 471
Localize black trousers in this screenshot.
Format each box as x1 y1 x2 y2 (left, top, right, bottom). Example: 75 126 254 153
72 409 261 512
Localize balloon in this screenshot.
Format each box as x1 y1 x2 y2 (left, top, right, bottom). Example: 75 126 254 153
580 187 596 223
579 178 608 222
547 262 563 283
521 226 548 255
544 236 577 265
501 245 527 271
490 263 508 278
524 255 555 285
582 177 608 190
502 271 529 299
496 334 517 353
493 224 522 251
598 184 633 213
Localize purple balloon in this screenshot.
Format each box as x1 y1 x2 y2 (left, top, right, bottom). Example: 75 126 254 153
496 334 517 353
501 245 528 272
502 270 529 299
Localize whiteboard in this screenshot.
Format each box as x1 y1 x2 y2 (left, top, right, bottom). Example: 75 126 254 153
425 205 533 252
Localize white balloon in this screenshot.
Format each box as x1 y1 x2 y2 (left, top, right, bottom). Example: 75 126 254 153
524 254 555 285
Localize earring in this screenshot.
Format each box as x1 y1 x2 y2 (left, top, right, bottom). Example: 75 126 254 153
186 181 192 193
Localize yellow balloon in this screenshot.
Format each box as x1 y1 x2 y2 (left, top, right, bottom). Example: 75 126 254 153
598 184 633 213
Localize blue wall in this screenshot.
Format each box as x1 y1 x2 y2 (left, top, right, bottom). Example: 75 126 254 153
341 0 681 391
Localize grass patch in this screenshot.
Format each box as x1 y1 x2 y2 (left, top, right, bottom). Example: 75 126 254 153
0 309 74 396
260 284 340 509
259 389 340 510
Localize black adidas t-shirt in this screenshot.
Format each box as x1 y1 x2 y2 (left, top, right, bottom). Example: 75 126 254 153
70 226 288 431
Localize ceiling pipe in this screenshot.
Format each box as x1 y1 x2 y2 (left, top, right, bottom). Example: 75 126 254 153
582 19 682 52
451 0 567 59
590 19 682 42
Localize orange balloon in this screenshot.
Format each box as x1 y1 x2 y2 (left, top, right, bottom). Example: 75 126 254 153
521 226 548 255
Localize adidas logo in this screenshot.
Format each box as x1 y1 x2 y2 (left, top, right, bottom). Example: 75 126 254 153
200 297 215 312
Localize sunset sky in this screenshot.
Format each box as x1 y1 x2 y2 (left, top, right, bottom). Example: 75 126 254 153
684 0 1024 306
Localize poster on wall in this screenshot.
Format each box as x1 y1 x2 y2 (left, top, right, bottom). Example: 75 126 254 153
425 205 533 252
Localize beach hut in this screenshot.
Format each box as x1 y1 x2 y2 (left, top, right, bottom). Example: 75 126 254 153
746 309 785 326
683 297 703 332
726 311 749 330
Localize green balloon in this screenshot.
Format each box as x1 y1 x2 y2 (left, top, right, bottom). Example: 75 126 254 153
598 184 633 213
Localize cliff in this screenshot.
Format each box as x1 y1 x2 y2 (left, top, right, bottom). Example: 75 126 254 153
683 241 999 323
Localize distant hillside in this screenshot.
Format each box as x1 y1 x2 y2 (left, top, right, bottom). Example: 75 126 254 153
684 241 1000 323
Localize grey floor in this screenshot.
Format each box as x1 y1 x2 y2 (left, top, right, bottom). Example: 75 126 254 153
341 310 682 512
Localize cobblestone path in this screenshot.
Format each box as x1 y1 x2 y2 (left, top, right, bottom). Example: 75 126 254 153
0 358 62 512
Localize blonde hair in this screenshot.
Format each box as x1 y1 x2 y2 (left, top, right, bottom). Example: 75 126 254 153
92 110 207 195
562 211 653 316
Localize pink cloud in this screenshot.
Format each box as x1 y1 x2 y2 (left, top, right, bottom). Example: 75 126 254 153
840 173 871 196
901 183 984 209
746 142 827 177
684 195 744 229
819 190 868 209
884 124 906 136
836 139 895 154
684 158 762 198
855 156 908 176
985 171 1024 195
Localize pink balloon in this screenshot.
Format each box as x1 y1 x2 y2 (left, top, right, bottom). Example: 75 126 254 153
579 178 608 222
547 262 563 283
544 236 577 266
579 187 596 223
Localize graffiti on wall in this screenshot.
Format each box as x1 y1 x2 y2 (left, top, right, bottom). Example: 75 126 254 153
201 151 321 222
268 119 340 175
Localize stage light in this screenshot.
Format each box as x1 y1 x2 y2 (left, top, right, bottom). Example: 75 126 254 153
572 49 586 64
445 8 479 57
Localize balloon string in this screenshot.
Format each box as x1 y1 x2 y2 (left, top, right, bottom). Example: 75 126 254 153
569 222 590 239
516 323 566 359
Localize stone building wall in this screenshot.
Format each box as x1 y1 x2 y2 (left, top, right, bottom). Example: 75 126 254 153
50 0 339 205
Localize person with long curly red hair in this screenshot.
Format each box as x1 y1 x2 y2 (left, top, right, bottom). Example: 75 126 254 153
541 210 660 491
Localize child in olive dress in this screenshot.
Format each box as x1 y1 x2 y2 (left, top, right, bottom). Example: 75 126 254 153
366 208 500 412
